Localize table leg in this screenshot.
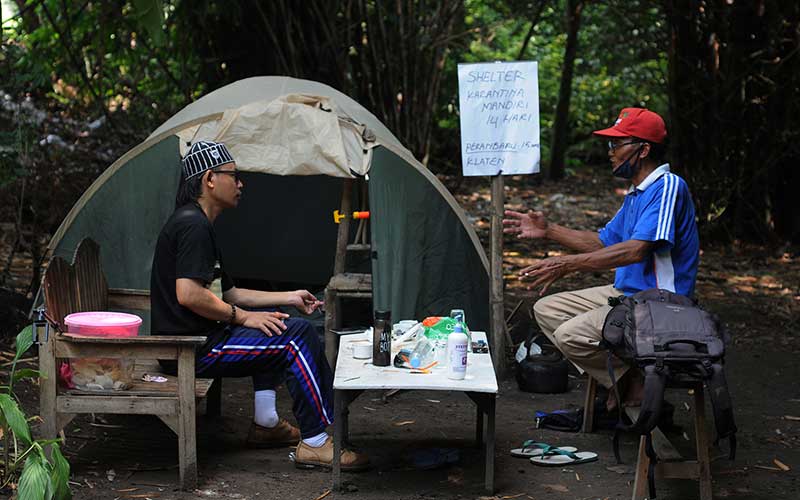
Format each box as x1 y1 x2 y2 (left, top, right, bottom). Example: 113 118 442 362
475 403 484 447
485 394 496 494
333 389 344 490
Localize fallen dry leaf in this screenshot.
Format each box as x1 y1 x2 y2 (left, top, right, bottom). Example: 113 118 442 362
447 468 464 485
313 490 331 500
774 459 790 471
541 483 569 493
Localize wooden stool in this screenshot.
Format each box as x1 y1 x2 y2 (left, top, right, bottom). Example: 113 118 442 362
583 375 712 499
626 380 712 500
582 375 598 433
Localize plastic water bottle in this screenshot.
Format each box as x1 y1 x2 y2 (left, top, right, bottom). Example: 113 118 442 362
446 322 468 380
409 336 435 368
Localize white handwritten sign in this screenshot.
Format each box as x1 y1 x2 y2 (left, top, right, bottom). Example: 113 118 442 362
457 61 540 176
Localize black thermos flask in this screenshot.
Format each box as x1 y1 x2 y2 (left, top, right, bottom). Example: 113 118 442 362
373 310 391 366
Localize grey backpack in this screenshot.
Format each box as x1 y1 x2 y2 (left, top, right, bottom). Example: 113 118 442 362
602 288 736 498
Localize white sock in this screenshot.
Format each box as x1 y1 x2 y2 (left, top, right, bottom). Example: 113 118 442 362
302 432 329 448
253 390 279 428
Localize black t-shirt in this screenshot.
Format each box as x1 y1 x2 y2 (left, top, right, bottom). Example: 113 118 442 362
150 203 233 348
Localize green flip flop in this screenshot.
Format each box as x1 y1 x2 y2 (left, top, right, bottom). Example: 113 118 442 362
530 447 598 467
510 440 578 458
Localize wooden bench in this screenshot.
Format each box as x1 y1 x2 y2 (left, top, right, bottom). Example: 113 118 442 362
582 376 712 500
37 238 219 490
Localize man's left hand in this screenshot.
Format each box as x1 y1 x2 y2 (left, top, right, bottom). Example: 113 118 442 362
287 290 323 314
519 256 575 296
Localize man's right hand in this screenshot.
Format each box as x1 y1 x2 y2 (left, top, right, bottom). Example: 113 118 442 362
238 309 289 336
503 210 549 239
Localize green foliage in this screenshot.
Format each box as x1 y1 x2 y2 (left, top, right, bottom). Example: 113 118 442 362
0 394 31 445
18 454 51 500
0 326 71 498
132 0 166 46
4 0 203 123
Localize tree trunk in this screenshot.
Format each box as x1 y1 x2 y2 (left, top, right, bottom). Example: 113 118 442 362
665 0 800 243
549 0 583 181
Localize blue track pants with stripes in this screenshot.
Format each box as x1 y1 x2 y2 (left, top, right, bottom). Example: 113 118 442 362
196 318 333 438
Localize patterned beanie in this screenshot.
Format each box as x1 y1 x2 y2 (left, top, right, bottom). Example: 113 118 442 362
181 140 235 179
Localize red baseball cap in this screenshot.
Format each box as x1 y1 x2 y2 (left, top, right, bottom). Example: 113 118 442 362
592 107 667 144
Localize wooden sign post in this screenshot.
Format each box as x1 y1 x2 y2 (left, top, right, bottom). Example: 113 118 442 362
457 61 541 376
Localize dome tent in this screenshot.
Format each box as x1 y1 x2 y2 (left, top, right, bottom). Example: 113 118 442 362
39 76 490 333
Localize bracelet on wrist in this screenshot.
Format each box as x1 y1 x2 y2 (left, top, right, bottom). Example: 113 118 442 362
229 303 237 324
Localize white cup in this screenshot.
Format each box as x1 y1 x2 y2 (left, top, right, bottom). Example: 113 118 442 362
352 342 372 359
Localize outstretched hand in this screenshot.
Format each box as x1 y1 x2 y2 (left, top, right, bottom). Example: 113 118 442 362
503 210 549 239
287 290 323 315
519 256 574 296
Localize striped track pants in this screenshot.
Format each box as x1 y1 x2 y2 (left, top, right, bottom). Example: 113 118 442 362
197 317 333 438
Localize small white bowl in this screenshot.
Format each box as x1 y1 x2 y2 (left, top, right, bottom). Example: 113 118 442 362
352 342 372 359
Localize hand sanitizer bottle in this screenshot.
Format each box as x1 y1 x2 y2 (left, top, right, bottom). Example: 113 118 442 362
446 322 468 380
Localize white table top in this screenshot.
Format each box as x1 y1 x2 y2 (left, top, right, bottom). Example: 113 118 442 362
333 331 498 394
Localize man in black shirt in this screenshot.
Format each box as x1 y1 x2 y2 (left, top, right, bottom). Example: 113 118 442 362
150 140 368 470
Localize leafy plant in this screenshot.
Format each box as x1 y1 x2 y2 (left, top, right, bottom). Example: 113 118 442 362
0 326 71 499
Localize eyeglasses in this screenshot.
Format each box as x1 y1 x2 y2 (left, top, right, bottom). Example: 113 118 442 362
213 169 241 182
607 140 642 152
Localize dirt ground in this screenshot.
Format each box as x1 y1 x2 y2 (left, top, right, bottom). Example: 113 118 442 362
4 165 800 499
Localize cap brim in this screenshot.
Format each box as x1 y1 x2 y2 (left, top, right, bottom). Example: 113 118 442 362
592 127 629 138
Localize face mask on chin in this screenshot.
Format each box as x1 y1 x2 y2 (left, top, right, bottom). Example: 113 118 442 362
612 145 644 180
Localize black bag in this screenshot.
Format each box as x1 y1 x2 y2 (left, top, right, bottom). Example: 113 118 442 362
516 335 569 394
602 288 737 499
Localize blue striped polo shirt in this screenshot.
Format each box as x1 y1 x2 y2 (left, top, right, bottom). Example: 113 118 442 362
598 164 699 297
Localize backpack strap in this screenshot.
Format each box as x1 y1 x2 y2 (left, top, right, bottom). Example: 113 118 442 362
631 363 669 434
606 350 625 464
705 360 738 459
610 361 670 464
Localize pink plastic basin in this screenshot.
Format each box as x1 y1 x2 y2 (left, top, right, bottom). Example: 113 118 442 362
64 311 142 337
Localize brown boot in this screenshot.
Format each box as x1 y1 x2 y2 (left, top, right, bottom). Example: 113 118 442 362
294 436 370 471
245 419 300 448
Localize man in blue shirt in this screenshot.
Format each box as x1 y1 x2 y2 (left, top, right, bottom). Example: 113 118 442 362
503 108 699 406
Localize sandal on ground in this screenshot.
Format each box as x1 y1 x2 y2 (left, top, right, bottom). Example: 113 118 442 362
510 440 577 458
530 448 598 467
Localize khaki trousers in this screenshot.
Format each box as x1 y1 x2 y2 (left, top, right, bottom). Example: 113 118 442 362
532 284 629 388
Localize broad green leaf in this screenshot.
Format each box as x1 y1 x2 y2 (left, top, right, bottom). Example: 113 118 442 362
15 325 34 360
0 393 32 445
18 454 50 500
13 368 42 383
50 443 72 500
132 0 165 46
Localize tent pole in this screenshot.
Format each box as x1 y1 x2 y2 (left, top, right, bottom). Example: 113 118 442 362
490 174 506 377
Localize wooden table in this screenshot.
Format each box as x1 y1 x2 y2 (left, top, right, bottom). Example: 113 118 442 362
332 331 499 493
